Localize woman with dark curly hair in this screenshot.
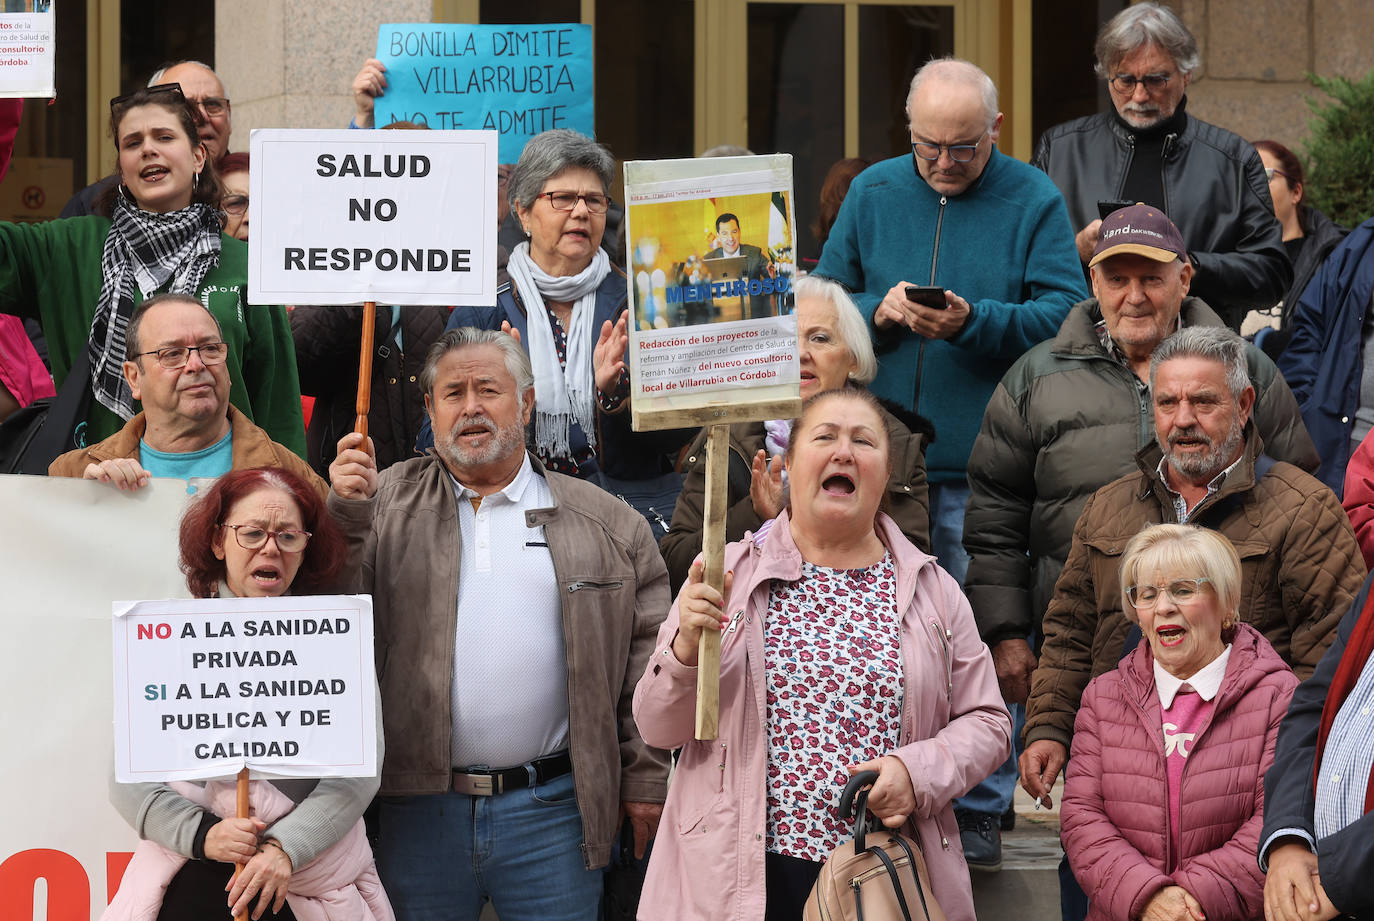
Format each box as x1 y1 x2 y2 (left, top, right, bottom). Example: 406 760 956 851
105 467 390 921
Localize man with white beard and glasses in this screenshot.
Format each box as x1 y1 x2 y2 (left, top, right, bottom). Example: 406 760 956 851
1018 325 1365 818
326 326 670 921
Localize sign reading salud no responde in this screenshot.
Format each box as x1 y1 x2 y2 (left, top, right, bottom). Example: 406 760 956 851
112 595 377 782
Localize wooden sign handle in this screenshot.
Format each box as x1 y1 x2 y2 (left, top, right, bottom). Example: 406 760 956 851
695 423 730 740
354 302 377 438
232 766 250 921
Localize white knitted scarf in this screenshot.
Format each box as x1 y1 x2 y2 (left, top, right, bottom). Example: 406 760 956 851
506 241 610 457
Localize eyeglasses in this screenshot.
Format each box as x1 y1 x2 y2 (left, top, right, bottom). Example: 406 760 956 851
911 131 987 163
220 524 312 553
190 96 230 117
222 194 249 215
539 191 611 214
110 82 185 114
1263 167 1292 183
1109 72 1174 94
136 341 229 369
1126 577 1212 609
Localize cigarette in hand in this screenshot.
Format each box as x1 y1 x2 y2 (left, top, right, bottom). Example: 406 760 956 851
1033 796 1047 810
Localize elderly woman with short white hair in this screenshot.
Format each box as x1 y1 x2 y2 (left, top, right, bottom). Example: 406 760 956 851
659 274 931 592
1061 524 1297 921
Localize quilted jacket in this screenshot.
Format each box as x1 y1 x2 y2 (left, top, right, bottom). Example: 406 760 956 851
1062 623 1296 921
1025 426 1364 752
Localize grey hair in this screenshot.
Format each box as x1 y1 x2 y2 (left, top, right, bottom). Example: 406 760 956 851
1093 3 1201 80
1148 326 1250 399
700 144 753 158
420 327 535 399
906 57 998 131
149 60 228 97
126 293 222 361
793 275 877 386
508 129 615 213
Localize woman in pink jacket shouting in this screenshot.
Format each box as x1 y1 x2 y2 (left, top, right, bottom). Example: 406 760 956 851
1061 524 1298 921
633 387 1011 921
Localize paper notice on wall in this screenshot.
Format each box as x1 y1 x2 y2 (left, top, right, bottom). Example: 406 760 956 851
0 4 55 98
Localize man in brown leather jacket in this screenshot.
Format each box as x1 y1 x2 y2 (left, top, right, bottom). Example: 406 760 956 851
328 325 669 921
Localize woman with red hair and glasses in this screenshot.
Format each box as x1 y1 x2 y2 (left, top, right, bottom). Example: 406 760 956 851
104 467 392 921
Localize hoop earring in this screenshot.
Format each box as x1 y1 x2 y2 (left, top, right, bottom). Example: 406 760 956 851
193 171 200 193
118 183 134 203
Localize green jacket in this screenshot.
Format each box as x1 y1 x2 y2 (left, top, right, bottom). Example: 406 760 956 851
0 216 305 456
963 296 1318 649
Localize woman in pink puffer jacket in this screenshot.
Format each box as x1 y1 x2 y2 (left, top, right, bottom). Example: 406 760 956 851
1062 524 1298 921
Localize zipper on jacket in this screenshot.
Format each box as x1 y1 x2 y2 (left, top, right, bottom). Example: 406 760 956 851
1114 135 1136 200
567 580 625 592
1160 133 1178 217
911 196 948 413
929 620 953 703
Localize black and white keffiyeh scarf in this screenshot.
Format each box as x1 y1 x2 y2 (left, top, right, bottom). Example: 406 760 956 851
87 196 222 420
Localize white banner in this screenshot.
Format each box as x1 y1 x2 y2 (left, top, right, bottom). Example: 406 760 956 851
0 8 56 99
0 476 194 920
113 595 376 783
249 128 498 307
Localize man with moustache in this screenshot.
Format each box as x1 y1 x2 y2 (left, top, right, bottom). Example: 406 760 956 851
327 326 669 921
1018 325 1364 821
1032 3 1288 331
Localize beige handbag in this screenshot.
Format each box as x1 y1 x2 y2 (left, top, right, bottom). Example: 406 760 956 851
803 770 948 921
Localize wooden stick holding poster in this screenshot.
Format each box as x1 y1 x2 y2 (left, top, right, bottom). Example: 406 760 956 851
624 155 802 738
355 303 376 437
233 765 250 921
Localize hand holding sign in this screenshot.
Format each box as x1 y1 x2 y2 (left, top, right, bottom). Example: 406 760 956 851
351 58 387 129
204 816 264 863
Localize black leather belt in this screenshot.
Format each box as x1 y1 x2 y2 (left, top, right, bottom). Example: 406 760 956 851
451 750 572 796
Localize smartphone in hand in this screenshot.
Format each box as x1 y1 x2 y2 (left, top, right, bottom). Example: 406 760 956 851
905 285 947 310
1097 199 1134 221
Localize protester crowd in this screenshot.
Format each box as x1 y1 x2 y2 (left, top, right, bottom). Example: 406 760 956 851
6 3 1374 920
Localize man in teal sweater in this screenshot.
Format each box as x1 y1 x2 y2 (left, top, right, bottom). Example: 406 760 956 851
814 56 1085 871
815 57 1084 582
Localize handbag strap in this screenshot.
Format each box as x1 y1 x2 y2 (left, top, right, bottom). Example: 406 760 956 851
21 345 93 475
865 843 915 921
886 834 934 921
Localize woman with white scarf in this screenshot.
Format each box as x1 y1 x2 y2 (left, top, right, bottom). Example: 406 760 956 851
0 83 303 458
434 129 690 496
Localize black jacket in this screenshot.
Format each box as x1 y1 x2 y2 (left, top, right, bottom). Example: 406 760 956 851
1261 570 1374 920
291 303 452 475
1032 105 1290 331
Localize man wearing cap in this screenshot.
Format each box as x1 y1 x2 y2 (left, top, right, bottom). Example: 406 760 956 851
959 205 1317 865
1015 322 1359 828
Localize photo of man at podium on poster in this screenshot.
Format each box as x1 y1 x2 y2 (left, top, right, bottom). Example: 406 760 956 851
704 211 777 318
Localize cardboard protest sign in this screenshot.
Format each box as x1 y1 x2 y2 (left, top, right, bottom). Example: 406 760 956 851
248 128 497 307
113 595 377 782
0 4 55 99
374 23 594 163
0 476 194 920
624 155 802 431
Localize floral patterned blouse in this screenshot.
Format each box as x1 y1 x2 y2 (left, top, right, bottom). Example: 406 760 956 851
764 552 904 861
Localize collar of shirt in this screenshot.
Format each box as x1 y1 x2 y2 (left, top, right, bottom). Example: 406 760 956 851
1154 643 1232 709
1156 452 1243 522
449 453 540 506
1094 314 1182 380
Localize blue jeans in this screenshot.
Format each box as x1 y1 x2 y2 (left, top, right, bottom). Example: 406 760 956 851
956 702 1024 815
929 481 971 586
375 772 602 921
